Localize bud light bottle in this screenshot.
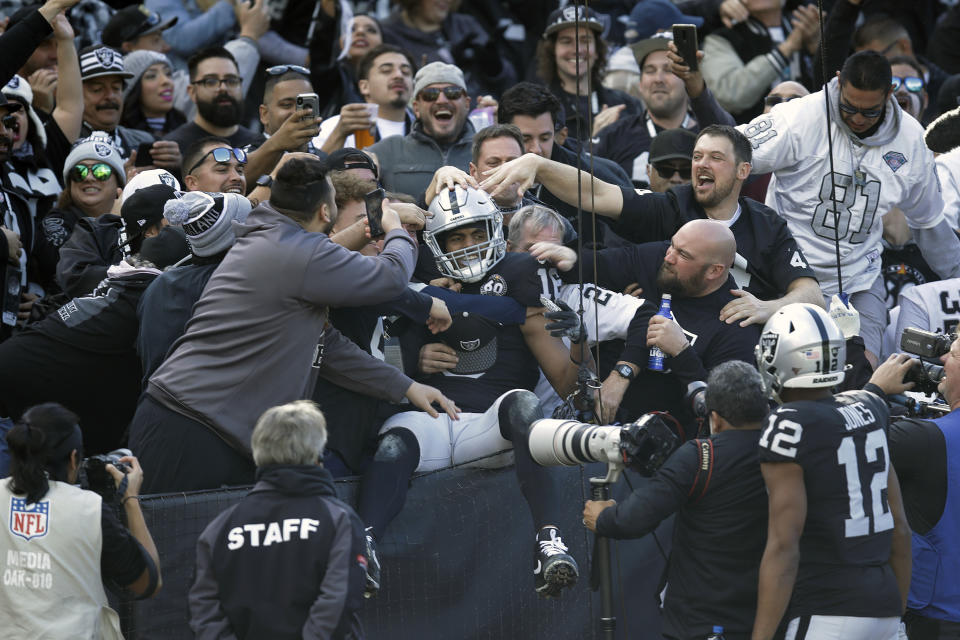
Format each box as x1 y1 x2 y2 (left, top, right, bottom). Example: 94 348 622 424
706 626 725 640
648 294 673 371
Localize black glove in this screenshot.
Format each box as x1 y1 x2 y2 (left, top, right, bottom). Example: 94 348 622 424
544 299 586 344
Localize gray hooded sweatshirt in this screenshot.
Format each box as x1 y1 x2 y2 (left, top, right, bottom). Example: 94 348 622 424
148 203 416 454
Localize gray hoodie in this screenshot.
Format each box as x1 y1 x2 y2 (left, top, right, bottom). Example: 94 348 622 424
148 203 416 454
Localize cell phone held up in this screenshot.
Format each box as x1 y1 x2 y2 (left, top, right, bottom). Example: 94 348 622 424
672 24 699 72
134 142 154 167
364 188 386 239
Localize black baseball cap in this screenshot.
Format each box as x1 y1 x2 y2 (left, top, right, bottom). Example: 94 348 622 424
437 312 502 375
121 184 177 242
102 5 178 49
327 147 378 178
543 6 605 38
649 128 696 164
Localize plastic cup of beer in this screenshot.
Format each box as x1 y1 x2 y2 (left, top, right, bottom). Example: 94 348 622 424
354 104 379 148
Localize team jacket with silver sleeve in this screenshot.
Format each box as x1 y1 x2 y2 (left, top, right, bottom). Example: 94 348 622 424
148 203 418 456
740 77 960 296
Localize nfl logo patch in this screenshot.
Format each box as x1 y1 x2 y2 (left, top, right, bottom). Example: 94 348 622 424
6 76 19 89
459 338 481 351
9 497 49 541
95 143 112 157
883 151 907 172
159 173 175 187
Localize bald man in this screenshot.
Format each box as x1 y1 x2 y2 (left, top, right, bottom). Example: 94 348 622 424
762 81 810 114
537 218 762 431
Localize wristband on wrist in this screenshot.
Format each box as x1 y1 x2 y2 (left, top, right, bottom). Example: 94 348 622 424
121 495 139 506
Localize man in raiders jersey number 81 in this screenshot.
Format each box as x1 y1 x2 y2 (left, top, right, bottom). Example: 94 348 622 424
752 303 914 640
356 186 593 598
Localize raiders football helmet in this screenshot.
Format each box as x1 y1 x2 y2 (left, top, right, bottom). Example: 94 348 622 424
425 185 505 283
755 303 846 401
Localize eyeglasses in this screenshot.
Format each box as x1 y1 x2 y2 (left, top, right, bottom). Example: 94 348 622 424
891 76 924 93
418 86 465 102
69 163 114 182
266 64 311 76
652 163 691 180
763 95 802 107
192 75 242 90
1 114 17 130
187 147 247 175
837 93 883 119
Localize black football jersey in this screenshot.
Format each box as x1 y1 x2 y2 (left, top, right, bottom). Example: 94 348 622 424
758 389 903 618
419 253 542 412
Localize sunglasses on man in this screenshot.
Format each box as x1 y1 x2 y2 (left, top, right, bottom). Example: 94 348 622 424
187 147 248 175
418 86 465 102
652 163 691 180
837 92 884 119
266 64 311 76
69 163 114 182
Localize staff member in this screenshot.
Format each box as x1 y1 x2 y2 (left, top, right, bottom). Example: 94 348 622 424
0 403 161 638
583 361 769 640
190 401 366 639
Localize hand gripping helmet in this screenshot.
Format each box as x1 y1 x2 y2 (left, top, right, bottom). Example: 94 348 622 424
755 303 846 401
425 185 505 283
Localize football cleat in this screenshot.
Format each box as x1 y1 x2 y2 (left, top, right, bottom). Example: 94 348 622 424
533 527 578 598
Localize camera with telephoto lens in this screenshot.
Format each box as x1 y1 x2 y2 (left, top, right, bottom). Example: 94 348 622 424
81 448 131 500
529 413 680 482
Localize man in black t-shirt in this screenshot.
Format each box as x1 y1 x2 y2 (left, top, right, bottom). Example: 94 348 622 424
357 185 592 599
536 218 760 434
752 303 912 640
163 47 263 156
481 124 823 327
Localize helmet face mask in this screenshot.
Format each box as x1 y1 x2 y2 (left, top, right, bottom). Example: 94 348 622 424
755 303 846 402
425 186 505 283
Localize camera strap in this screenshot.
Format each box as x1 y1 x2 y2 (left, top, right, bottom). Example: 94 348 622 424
687 439 714 504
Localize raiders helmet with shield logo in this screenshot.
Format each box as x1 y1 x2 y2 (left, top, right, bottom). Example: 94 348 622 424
755 303 846 400
425 186 505 283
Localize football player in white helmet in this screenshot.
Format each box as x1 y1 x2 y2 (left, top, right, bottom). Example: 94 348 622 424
753 303 917 640
358 184 594 598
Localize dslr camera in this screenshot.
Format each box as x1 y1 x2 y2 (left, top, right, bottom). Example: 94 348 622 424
81 448 131 500
529 413 679 483
899 328 951 395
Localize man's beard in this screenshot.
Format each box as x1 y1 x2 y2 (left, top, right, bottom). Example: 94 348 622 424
644 91 686 121
656 262 706 297
693 176 735 209
197 93 242 127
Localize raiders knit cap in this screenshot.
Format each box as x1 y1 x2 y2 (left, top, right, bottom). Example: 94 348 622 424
163 191 251 257
63 133 127 187
122 168 181 203
79 45 134 81
122 50 172 101
3 75 45 148
413 62 466 99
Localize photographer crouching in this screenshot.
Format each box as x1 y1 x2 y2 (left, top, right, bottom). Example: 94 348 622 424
0 403 161 637
888 333 960 639
582 361 770 640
